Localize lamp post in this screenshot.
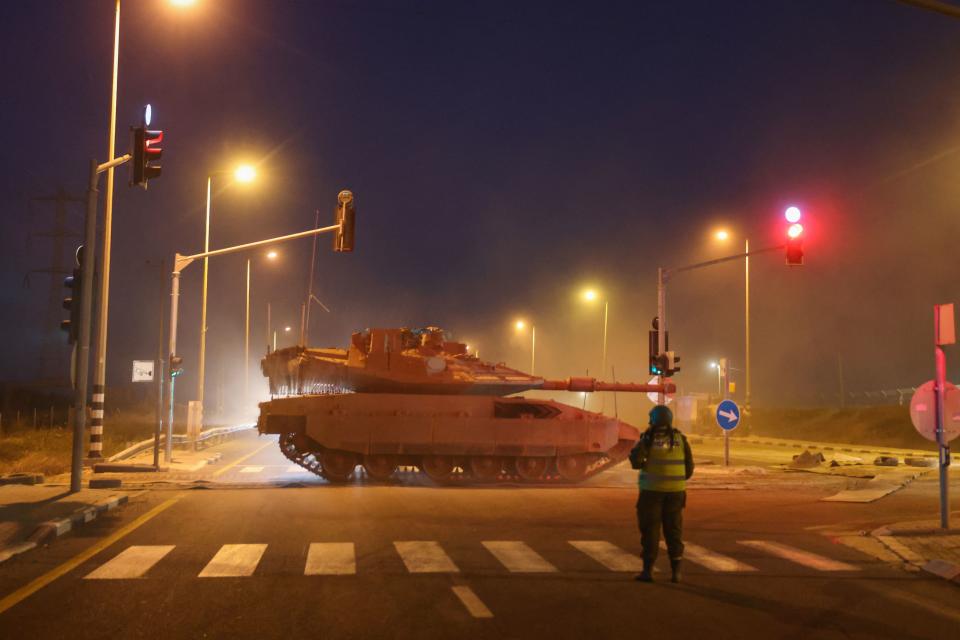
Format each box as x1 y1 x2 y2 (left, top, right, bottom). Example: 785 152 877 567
515 320 535 374
713 229 751 413
709 361 722 396
245 250 277 405
581 288 609 410
89 0 122 460
197 164 257 427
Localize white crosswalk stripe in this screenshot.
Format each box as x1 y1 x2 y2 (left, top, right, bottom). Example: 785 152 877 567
84 545 175 580
198 544 268 577
394 541 459 573
451 586 493 618
286 465 303 473
305 543 356 575
239 466 264 474
568 540 644 572
661 541 757 572
482 541 557 572
738 540 859 571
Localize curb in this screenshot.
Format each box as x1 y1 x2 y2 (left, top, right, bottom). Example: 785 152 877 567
0 494 129 565
870 526 960 586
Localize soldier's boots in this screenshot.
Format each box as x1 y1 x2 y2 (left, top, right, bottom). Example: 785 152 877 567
670 558 682 584
634 560 654 583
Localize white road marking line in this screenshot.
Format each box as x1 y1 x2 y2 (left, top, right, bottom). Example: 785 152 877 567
198 544 268 577
568 540 644 572
394 541 459 573
660 541 757 572
482 541 557 573
739 540 859 571
451 586 493 618
286 466 303 473
239 466 264 474
84 545 175 580
305 543 356 575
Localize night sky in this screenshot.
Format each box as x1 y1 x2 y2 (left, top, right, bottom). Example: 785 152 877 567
2 1 959 415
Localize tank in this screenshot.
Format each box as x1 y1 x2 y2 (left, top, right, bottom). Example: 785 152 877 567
257 327 674 483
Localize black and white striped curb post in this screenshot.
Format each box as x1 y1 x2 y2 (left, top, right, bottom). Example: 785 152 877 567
89 383 105 459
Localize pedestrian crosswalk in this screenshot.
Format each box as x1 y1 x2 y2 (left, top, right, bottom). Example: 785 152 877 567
82 537 865 581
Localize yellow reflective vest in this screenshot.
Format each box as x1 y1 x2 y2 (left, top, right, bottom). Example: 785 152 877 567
639 429 687 492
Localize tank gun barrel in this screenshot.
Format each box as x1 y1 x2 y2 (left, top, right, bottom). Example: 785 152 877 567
539 377 676 394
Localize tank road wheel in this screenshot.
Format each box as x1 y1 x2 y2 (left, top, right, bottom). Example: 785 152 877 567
421 456 455 483
556 454 591 482
363 455 398 482
515 457 548 482
322 449 358 483
469 456 502 482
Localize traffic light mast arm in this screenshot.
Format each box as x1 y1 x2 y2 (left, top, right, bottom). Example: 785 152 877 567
173 222 344 274
664 243 785 281
97 154 131 174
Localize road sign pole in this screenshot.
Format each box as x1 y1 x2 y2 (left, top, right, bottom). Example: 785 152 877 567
723 360 730 467
657 268 666 404
934 303 954 530
935 345 949 530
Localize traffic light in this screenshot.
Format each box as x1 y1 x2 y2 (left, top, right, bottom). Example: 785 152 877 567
131 126 163 188
333 190 355 252
60 266 82 344
169 355 184 377
784 206 804 265
648 318 671 375
665 350 681 377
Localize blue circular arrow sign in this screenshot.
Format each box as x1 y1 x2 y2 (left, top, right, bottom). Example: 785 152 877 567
715 399 741 431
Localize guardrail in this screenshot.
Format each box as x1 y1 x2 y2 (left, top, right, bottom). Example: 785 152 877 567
106 423 255 463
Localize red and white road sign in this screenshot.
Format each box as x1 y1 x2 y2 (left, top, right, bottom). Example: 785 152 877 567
909 380 960 443
646 376 675 405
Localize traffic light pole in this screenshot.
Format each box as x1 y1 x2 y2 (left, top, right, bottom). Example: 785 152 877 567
165 221 344 461
70 154 130 493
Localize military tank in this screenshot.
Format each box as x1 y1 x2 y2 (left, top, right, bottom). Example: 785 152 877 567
257 327 674 483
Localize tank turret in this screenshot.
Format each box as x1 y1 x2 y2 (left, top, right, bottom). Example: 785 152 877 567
261 326 675 397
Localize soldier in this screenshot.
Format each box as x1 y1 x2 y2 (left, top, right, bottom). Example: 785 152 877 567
629 404 694 583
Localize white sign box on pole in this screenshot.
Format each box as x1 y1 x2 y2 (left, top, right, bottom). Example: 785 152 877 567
132 360 155 382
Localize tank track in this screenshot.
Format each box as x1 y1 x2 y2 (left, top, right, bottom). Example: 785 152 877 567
278 432 632 484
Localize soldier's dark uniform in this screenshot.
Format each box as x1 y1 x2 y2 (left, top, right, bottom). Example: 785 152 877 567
629 405 694 583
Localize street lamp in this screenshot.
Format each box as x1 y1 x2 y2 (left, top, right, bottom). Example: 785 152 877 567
709 361 722 396
514 319 535 374
245 250 279 405
90 0 197 461
711 229 751 411
580 288 609 379
197 165 258 428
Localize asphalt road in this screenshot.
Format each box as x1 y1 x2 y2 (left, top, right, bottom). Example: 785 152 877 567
0 435 958 639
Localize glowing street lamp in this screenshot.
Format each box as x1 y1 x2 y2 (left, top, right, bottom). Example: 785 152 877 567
234 164 257 183
711 228 752 411
514 319 535 374
197 164 260 426
266 250 278 260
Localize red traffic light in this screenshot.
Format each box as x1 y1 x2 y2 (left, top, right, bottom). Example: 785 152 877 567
131 126 163 188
